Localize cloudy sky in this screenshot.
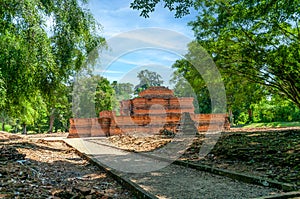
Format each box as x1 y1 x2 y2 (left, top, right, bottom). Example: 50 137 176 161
86 0 197 87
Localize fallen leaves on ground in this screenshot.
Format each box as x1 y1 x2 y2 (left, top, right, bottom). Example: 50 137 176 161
181 129 300 189
108 134 172 152
107 129 300 189
0 133 134 199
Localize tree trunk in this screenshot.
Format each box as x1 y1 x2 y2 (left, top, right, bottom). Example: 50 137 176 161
248 108 253 123
228 109 233 124
2 122 4 131
47 109 55 133
22 123 27 135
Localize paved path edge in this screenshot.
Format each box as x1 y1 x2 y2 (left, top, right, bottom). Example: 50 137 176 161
173 160 297 192
252 191 300 199
46 138 299 198
56 139 159 199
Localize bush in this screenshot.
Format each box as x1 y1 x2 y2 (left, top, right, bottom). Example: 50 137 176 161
252 95 300 123
236 112 249 125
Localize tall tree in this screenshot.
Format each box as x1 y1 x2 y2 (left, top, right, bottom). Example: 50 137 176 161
0 111 10 131
171 42 266 118
111 81 134 115
111 81 134 101
171 59 211 113
72 75 117 118
130 0 300 108
95 77 117 114
46 84 72 133
0 0 105 131
134 69 164 94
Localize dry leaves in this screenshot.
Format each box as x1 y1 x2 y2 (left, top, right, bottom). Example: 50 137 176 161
0 133 133 199
108 134 172 152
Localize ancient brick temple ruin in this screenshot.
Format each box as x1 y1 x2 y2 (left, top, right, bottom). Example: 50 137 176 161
68 86 230 138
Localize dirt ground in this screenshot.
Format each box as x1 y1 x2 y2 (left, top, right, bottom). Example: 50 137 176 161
106 127 300 190
1 128 299 198
0 132 134 199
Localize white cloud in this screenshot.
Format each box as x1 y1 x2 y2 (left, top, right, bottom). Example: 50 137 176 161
87 0 197 83
94 69 123 74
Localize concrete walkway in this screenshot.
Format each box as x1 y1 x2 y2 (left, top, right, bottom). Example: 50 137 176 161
62 138 173 173
45 137 286 199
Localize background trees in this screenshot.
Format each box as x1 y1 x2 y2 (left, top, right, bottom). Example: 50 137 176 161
0 0 105 133
130 0 300 109
72 75 117 118
134 69 164 94
130 0 300 125
171 59 210 113
0 0 299 132
188 0 300 108
111 81 134 101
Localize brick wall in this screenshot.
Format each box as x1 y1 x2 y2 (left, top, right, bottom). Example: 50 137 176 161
68 113 230 138
68 86 230 138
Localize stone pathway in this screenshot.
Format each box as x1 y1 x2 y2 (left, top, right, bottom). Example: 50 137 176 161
61 137 283 199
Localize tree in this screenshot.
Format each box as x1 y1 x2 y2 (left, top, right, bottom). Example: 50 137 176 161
46 84 72 133
170 70 195 98
171 59 211 113
72 75 117 118
171 41 266 120
18 92 47 134
130 0 300 108
95 77 117 114
0 72 6 109
252 94 300 123
130 0 193 18
111 81 134 115
134 69 164 94
0 111 10 131
111 81 134 101
0 0 105 132
224 74 266 124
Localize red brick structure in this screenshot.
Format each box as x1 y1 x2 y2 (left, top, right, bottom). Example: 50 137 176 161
68 86 230 138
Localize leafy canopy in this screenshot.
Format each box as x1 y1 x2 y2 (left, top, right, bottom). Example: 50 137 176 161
72 75 117 118
134 69 164 94
0 0 105 124
130 0 300 108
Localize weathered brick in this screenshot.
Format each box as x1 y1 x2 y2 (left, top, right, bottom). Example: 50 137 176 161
68 86 230 138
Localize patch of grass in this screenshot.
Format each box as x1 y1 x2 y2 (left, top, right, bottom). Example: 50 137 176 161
242 121 300 128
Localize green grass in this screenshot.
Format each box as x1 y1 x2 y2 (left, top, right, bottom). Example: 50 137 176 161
242 121 300 128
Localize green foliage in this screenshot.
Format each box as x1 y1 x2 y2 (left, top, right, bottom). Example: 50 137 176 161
0 123 13 132
0 72 6 108
72 75 117 118
0 0 105 131
0 111 11 131
111 81 134 101
46 84 72 133
95 77 117 114
111 81 134 115
170 70 200 113
236 112 249 125
188 0 300 108
171 59 211 113
171 41 264 116
130 0 193 18
134 69 164 94
252 95 300 123
131 0 300 109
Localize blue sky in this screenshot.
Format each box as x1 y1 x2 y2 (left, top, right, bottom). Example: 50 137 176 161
87 0 197 87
